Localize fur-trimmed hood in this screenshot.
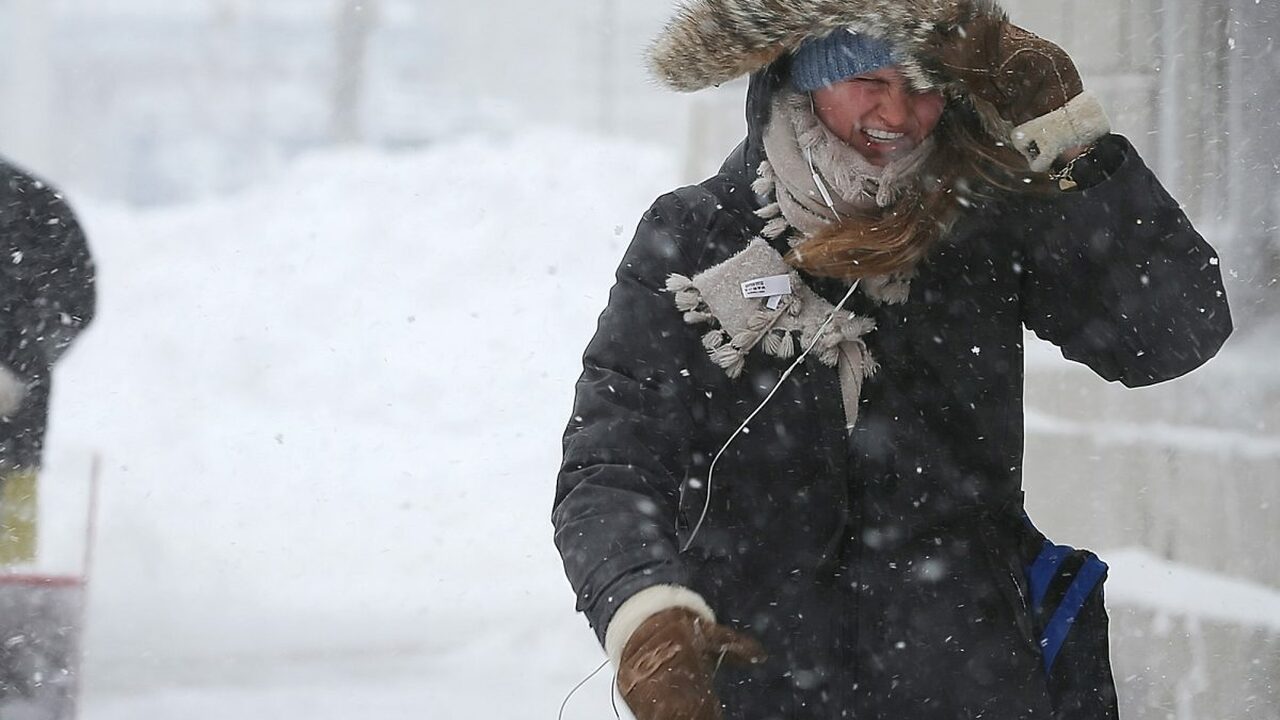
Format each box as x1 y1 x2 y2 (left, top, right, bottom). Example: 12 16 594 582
648 0 1005 93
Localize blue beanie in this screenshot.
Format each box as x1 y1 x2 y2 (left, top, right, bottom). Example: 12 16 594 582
790 30 896 91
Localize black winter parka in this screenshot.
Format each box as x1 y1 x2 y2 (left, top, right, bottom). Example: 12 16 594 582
553 68 1231 719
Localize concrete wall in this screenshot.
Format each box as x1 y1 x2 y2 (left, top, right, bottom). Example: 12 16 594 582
1022 338 1280 587
1021 325 1279 718
1110 604 1280 720
1006 12 1278 716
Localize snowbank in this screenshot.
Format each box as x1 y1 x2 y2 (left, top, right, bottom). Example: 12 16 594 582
42 129 676 707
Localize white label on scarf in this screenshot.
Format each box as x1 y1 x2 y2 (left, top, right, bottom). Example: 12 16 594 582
741 274 791 299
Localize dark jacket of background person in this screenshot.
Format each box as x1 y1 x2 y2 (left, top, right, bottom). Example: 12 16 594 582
0 160 95 472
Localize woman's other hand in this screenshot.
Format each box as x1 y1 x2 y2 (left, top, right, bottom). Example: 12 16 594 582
618 607 766 720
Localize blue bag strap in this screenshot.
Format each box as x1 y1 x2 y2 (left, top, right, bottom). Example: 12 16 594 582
1028 541 1072 614
1040 554 1108 672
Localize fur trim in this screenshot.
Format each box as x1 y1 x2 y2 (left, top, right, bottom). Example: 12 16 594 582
1010 91 1112 172
648 0 1006 93
604 584 716 667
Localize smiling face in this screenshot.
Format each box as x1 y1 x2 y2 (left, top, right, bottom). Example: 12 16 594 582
810 67 946 166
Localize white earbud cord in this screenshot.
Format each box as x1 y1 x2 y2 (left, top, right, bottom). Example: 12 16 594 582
805 146 843 221
680 278 861 553
805 95 844 221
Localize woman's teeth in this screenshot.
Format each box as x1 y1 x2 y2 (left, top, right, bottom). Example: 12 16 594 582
864 128 905 143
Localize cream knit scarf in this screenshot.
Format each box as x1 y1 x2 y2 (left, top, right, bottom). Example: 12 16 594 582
753 88 935 305
758 88 934 242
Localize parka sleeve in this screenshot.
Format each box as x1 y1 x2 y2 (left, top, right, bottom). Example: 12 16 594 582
1015 135 1232 387
0 167 96 378
552 189 712 645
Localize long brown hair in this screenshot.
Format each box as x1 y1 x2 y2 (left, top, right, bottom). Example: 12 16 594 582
783 100 1052 281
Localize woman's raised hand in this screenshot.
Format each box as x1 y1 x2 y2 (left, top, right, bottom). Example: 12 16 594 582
929 16 1084 128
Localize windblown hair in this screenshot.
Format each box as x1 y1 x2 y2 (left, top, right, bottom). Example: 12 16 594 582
784 100 1052 281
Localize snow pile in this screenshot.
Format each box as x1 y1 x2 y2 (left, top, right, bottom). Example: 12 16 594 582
42 129 677 709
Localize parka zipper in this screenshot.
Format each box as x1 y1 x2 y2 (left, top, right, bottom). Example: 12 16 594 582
797 357 860 716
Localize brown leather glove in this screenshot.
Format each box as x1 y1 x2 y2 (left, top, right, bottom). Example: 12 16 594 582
931 17 1082 127
617 607 766 720
929 16 1109 170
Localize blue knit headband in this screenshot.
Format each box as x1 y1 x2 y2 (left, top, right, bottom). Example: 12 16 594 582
790 29 896 91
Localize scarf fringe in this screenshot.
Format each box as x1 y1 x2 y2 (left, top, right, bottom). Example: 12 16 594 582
710 343 747 377
702 329 729 350
752 160 776 197
754 201 781 220
762 215 789 239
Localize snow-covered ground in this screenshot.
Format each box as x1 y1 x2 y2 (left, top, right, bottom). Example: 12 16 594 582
41 129 672 718
21 130 1278 718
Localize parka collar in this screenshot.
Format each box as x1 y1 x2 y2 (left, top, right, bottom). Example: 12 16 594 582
739 60 789 187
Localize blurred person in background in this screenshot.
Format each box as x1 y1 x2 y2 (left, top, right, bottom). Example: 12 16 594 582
0 159 95 567
553 1 1232 719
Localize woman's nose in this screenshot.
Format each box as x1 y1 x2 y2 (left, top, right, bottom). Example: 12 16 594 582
875 85 911 129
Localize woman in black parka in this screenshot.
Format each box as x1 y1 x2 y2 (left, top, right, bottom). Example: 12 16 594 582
552 2 1232 719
